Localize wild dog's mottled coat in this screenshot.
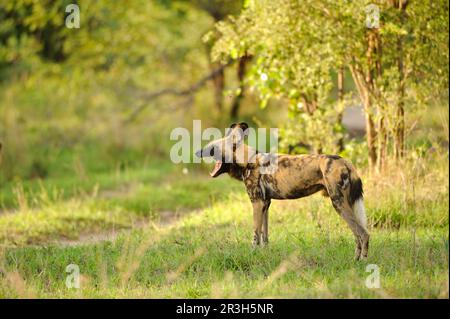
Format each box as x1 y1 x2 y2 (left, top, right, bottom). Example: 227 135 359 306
196 123 369 260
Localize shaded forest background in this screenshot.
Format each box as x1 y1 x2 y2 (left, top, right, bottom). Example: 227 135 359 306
0 0 448 181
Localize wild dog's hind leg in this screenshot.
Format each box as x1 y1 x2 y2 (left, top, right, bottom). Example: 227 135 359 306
261 200 271 246
333 199 369 260
324 181 369 260
352 198 369 258
252 200 264 247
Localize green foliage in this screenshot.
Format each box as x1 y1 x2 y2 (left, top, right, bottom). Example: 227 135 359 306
212 0 336 106
280 104 345 154
0 0 214 182
212 0 449 157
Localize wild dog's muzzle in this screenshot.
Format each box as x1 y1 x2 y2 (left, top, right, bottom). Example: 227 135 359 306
195 122 249 178
195 146 227 178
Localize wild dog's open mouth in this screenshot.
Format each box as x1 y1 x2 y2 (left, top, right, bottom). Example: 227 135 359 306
210 160 223 178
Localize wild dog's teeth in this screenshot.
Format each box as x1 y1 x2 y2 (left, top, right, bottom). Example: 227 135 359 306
210 160 223 177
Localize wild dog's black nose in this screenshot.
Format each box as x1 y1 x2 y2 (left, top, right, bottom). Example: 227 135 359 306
195 149 203 158
195 146 215 158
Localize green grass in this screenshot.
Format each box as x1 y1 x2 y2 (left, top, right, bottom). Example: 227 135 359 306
0 152 448 298
0 163 242 246
0 193 447 298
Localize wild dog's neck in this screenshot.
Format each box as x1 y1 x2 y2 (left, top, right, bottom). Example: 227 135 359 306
233 144 258 167
227 163 247 181
227 144 259 181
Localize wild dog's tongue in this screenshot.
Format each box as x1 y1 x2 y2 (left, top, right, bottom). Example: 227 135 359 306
210 161 223 177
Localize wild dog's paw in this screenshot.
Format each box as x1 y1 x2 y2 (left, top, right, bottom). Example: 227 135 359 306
354 252 367 261
261 235 269 247
355 248 362 260
252 233 260 248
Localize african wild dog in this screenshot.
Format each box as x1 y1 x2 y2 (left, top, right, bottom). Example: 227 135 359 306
195 122 369 260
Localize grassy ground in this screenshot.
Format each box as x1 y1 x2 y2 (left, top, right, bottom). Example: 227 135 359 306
0 162 241 246
0 150 448 298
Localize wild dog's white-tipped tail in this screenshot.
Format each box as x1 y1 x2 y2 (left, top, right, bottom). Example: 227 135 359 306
353 198 367 230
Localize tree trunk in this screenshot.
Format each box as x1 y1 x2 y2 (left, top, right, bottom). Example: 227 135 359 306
336 66 345 152
350 26 387 171
372 29 387 172
363 96 378 170
393 89 405 159
230 55 251 120
210 61 225 112
393 0 408 160
338 66 345 102
376 106 388 172
350 64 378 170
364 29 381 170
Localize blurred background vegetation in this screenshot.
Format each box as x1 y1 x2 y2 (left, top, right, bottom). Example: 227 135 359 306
0 0 448 183
0 0 448 298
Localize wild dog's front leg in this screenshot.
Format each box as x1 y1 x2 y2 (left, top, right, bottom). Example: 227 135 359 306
252 200 264 247
261 200 271 246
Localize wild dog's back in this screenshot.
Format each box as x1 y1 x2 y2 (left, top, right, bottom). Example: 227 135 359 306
258 154 325 200
258 153 363 203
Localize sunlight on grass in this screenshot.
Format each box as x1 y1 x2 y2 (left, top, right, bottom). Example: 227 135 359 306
0 148 448 298
0 151 448 298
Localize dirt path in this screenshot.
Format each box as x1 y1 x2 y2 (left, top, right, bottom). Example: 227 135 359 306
55 210 184 247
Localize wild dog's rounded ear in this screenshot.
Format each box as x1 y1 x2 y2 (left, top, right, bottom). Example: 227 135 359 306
237 122 249 138
227 122 249 141
238 122 249 132
226 123 237 136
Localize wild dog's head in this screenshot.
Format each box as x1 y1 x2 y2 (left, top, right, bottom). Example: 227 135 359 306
195 122 253 178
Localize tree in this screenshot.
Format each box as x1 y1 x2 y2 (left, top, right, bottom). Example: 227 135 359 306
0 0 215 179
211 0 449 170
187 0 248 117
